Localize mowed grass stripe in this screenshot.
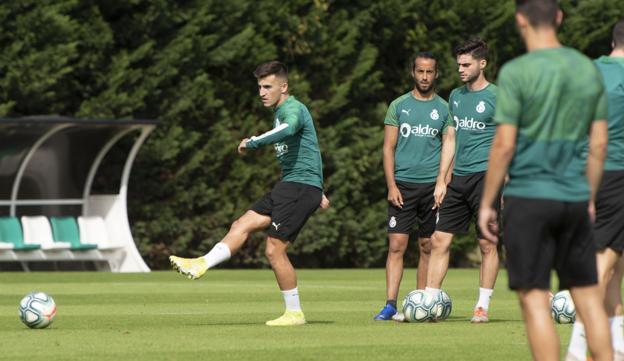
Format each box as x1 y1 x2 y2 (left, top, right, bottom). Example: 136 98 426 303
0 269 574 360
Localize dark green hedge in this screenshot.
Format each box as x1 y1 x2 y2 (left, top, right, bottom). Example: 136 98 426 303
0 0 620 268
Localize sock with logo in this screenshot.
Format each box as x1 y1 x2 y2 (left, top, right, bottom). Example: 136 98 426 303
567 321 587 360
475 288 493 310
386 300 397 310
611 316 624 352
425 287 441 300
202 242 231 269
282 287 302 312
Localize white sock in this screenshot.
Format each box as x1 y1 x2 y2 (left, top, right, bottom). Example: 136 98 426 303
568 321 587 359
281 287 302 311
475 288 493 310
425 287 441 299
611 316 624 352
202 242 231 268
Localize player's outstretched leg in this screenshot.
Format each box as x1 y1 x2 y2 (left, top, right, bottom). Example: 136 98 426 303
264 237 306 326
170 210 270 280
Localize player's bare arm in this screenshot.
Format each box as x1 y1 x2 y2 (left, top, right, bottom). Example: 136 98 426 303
478 124 517 243
433 126 456 209
383 124 403 208
586 120 608 222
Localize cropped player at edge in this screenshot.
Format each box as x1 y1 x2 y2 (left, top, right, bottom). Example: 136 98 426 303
374 51 452 321
425 38 500 323
170 61 329 327
478 1 612 360
567 18 624 361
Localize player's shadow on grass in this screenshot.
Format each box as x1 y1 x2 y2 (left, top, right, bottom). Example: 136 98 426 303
192 320 335 326
438 317 522 324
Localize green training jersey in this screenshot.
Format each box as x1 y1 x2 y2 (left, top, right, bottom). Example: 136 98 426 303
384 92 452 183
595 56 624 171
495 47 608 201
246 96 323 189
449 83 497 176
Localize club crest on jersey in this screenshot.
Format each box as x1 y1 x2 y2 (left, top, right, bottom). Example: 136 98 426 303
274 143 289 157
476 101 486 113
430 109 439 120
389 216 397 228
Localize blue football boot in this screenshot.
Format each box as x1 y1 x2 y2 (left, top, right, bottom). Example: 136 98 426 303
374 304 397 321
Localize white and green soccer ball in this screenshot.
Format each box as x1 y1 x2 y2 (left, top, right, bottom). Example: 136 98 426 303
551 290 575 324
402 290 438 322
434 290 452 321
19 292 56 329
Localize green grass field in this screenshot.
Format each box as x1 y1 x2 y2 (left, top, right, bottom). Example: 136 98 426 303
0 269 574 360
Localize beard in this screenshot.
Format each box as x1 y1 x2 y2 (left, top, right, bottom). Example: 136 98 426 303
462 71 480 84
415 81 434 94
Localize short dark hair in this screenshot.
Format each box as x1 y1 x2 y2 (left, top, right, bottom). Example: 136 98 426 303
515 0 559 28
411 51 438 72
253 61 288 80
454 38 488 61
614 18 624 48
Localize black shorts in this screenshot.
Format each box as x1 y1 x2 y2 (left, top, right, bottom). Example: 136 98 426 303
503 196 597 291
387 181 436 238
435 172 500 239
595 170 624 253
250 181 322 242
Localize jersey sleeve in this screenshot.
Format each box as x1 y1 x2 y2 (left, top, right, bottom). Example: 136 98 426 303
246 102 303 149
493 65 522 126
593 82 608 122
384 99 399 127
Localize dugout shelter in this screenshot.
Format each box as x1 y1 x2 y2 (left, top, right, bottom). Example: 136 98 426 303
0 116 156 272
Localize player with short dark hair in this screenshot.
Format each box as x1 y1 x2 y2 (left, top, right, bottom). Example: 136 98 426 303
374 52 453 321
425 37 500 323
170 60 329 327
478 1 612 360
566 17 624 361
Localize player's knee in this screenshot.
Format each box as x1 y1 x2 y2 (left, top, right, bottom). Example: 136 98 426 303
265 239 287 261
419 238 432 255
478 239 497 255
430 234 451 252
388 241 407 254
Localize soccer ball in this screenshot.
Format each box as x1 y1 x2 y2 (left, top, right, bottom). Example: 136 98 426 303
19 292 56 329
402 290 438 322
434 290 452 321
551 290 575 324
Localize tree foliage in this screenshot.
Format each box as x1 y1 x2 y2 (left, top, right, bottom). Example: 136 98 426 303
0 0 620 268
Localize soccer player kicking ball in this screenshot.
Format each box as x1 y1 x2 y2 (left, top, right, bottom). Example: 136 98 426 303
374 52 453 321
479 1 612 360
169 61 329 327
567 18 624 361
425 38 499 323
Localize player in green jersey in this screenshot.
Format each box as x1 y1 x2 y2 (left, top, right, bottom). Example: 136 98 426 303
170 61 329 327
478 1 612 360
425 38 500 323
374 52 453 321
567 18 624 361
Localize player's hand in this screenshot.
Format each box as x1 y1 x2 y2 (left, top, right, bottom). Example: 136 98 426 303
388 185 403 209
478 206 499 243
320 194 330 209
237 138 249 154
432 179 446 209
588 200 596 223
